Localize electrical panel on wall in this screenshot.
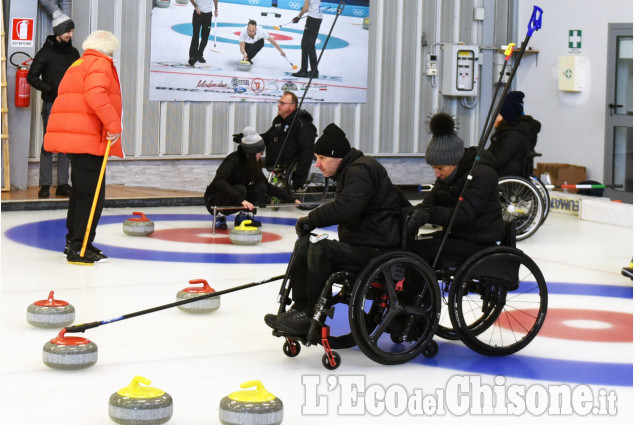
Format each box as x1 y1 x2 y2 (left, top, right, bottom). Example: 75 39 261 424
558 56 585 92
440 44 479 97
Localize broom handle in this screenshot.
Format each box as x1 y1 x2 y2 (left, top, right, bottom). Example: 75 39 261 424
80 140 111 257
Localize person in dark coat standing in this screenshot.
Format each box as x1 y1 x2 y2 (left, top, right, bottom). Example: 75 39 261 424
204 127 299 229
265 123 410 336
27 11 79 198
407 113 505 265
260 91 317 191
487 91 542 177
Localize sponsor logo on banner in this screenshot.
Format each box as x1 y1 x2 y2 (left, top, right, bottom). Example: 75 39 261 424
248 0 261 5
196 80 228 88
289 1 302 10
231 77 250 87
251 78 265 93
352 8 366 17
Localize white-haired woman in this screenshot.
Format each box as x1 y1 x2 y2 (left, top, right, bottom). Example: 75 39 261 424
44 30 123 265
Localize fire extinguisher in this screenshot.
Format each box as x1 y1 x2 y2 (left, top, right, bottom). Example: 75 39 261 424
10 52 33 108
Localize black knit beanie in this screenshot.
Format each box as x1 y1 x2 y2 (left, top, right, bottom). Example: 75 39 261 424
425 112 464 166
314 123 351 158
499 91 525 123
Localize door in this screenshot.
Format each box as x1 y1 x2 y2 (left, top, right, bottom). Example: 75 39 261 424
604 24 633 203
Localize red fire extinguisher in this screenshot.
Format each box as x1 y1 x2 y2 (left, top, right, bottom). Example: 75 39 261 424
10 52 33 108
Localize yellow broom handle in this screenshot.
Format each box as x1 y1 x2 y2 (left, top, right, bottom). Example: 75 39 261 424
80 141 112 258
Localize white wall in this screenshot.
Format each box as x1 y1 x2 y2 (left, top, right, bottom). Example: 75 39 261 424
516 0 633 181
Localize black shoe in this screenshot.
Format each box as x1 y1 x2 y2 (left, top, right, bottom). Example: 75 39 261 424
87 244 108 263
66 249 95 265
188 57 196 66
235 211 262 227
55 184 71 197
215 215 228 230
264 313 278 329
291 70 308 78
248 59 253 64
309 70 319 79
197 56 206 63
38 185 50 198
276 309 311 336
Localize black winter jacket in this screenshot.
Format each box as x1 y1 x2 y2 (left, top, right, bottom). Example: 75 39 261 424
205 147 296 205
26 35 80 102
260 109 317 188
487 115 542 177
421 147 505 244
307 148 411 249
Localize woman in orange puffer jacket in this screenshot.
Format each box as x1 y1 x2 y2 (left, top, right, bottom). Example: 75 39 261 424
44 30 123 265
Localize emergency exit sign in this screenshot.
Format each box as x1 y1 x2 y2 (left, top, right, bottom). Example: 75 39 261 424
568 29 582 52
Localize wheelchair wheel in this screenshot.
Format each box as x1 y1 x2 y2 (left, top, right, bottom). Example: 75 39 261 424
498 177 544 241
348 251 440 365
449 247 548 356
285 159 331 207
529 176 550 224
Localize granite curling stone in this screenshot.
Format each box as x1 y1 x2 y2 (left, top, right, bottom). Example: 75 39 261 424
229 221 262 246
176 279 220 314
175 0 190 5
108 376 173 425
27 291 75 328
42 328 98 370
219 380 283 425
123 212 155 236
237 60 253 72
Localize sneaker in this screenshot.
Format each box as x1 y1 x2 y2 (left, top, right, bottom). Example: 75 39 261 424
66 249 95 265
197 56 206 63
291 69 308 78
276 309 311 336
38 185 50 198
309 70 319 79
187 57 196 66
55 184 71 197
264 313 278 329
87 244 108 263
235 211 262 227
215 215 228 230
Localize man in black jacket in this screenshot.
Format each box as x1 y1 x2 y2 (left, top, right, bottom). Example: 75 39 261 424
407 113 505 265
265 123 410 336
260 91 317 190
27 12 79 198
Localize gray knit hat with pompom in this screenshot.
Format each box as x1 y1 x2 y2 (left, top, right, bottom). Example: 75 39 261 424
240 127 265 154
425 112 464 166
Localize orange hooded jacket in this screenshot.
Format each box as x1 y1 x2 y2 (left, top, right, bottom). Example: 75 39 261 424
44 49 124 158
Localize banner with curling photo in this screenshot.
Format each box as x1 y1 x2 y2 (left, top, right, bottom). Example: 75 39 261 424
150 0 370 103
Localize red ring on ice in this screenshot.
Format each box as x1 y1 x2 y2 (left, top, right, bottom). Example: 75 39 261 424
149 227 282 244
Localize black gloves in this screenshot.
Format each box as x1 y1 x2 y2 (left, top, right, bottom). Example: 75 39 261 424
295 216 315 236
291 172 304 191
292 16 300 23
407 207 431 235
232 133 243 144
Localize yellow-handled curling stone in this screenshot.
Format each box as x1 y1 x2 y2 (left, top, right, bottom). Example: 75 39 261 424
27 291 75 328
219 380 283 425
123 212 155 236
229 220 262 246
108 376 173 425
176 279 220 314
42 328 98 370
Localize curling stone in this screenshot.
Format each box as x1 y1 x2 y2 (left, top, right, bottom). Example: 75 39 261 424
174 0 189 4
123 212 155 236
42 328 98 370
363 16 370 30
237 60 252 72
219 380 283 425
27 291 75 328
229 221 262 246
155 0 171 8
108 376 173 425
176 279 220 314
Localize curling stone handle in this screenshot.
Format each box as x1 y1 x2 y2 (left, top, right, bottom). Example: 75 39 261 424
129 212 150 222
240 380 265 391
188 279 212 291
47 291 56 302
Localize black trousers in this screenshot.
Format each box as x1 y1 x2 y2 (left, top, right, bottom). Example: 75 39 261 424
204 182 267 216
300 17 322 72
289 237 381 315
410 231 492 266
189 11 212 60
66 153 105 250
244 38 265 61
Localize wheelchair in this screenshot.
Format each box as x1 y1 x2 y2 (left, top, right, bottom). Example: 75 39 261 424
270 218 548 369
498 151 550 240
267 158 332 208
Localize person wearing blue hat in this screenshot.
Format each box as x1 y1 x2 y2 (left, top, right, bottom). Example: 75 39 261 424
487 91 542 177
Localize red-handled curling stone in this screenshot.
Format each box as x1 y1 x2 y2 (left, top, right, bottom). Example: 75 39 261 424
27 291 75 328
42 328 98 370
123 212 155 236
176 279 220 314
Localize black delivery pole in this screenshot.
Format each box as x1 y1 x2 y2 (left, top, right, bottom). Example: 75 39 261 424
432 6 543 269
